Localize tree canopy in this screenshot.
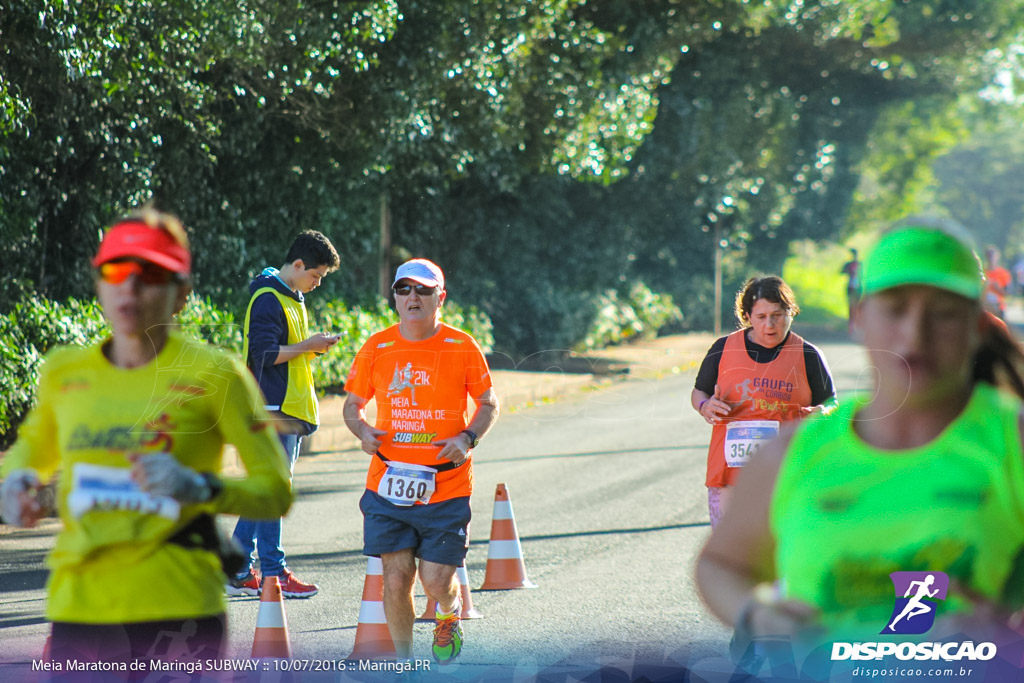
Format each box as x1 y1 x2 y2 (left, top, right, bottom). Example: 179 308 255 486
3 0 1023 352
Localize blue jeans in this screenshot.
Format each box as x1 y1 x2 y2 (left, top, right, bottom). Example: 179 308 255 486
231 432 300 578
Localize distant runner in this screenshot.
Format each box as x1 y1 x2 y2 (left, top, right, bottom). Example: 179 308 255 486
984 245 1012 319
840 248 861 333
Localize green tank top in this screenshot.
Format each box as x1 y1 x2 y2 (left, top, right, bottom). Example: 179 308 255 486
771 383 1024 636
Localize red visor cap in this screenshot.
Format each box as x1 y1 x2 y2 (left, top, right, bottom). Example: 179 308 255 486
91 221 191 275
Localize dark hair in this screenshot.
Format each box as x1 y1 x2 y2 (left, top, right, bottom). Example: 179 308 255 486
285 230 340 271
973 314 1024 400
734 275 800 328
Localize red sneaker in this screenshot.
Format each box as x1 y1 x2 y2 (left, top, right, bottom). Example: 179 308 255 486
275 569 319 599
226 568 262 597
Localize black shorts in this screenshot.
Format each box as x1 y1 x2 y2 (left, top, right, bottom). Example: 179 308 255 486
360 490 471 566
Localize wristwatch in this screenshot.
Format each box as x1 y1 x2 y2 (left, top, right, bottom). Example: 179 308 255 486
459 429 479 449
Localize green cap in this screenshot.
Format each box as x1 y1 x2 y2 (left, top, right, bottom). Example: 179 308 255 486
860 226 983 299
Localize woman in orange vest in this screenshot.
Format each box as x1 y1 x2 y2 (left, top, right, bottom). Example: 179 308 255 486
691 275 837 528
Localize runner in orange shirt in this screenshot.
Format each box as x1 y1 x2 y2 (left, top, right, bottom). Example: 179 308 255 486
342 258 499 664
984 245 1012 319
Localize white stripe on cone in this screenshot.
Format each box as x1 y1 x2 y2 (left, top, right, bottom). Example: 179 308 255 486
255 608 286 629
492 500 514 519
487 539 525 560
357 600 388 624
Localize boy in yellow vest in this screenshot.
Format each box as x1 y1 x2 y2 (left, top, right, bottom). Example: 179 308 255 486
227 230 340 598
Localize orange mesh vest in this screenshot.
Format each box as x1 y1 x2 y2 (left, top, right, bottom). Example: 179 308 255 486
705 329 811 487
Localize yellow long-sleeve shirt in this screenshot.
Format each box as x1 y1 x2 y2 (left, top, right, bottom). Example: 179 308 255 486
1 331 293 623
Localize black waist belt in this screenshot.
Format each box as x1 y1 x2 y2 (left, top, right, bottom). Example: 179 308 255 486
375 451 465 473
166 513 246 578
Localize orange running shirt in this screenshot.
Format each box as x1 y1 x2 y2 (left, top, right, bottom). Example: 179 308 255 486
344 323 492 502
706 329 811 488
986 266 1012 311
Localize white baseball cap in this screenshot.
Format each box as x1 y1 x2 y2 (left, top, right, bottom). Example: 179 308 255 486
392 258 445 289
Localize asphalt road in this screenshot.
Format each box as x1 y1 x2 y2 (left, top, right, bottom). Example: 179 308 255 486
0 335 868 681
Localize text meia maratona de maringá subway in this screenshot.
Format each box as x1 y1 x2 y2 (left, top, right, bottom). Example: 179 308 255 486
32 660 258 674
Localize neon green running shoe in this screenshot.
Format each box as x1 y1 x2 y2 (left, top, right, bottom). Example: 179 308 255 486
431 602 463 664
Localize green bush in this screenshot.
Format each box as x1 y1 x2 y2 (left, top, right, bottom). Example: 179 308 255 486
575 290 642 352
5 280 671 448
491 285 598 357
782 239 853 330
0 296 110 449
487 280 681 358
783 240 850 317
307 297 495 393
177 294 244 353
439 300 495 354
308 298 398 392
627 282 684 338
574 283 683 352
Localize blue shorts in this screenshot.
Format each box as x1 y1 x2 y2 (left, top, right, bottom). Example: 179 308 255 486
360 490 471 566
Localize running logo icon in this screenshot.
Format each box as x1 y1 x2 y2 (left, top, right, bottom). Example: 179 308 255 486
882 571 949 635
388 362 418 405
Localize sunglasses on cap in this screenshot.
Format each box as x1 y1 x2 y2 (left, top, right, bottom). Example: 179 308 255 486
97 260 182 286
392 284 438 296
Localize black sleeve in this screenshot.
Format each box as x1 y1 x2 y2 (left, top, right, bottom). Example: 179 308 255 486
803 341 837 406
694 336 728 395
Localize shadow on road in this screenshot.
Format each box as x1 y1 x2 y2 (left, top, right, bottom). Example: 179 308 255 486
285 519 710 568
482 444 704 466
285 548 374 564
0 613 47 629
293 482 365 499
467 521 709 547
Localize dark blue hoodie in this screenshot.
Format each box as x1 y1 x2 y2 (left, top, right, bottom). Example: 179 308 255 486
245 268 316 435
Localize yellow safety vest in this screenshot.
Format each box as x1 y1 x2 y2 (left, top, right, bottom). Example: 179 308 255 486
243 287 319 426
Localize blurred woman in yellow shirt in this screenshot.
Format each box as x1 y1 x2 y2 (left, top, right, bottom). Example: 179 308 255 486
1 208 293 673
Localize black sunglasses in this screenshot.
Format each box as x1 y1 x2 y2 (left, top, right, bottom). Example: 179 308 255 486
393 284 438 296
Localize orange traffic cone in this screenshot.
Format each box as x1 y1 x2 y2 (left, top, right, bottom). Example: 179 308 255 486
479 483 537 590
252 575 291 658
418 561 483 620
348 557 396 660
